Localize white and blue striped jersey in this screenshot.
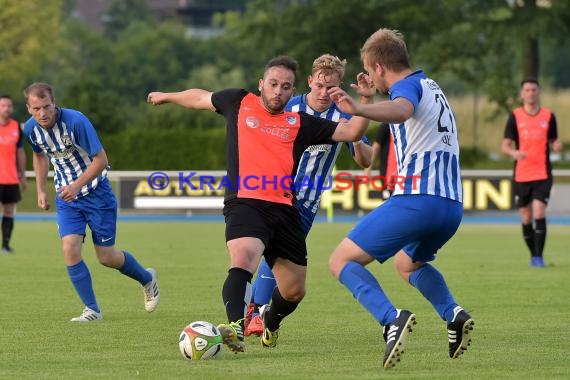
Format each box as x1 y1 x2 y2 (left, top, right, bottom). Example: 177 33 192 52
389 71 462 202
24 108 109 198
287 94 367 213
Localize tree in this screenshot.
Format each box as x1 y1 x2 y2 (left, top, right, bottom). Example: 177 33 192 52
0 0 64 117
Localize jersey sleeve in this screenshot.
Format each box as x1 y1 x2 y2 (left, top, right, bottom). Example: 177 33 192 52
297 112 336 146
548 113 558 140
16 121 24 148
212 88 247 116
390 78 422 110
23 121 43 153
503 112 518 141
72 112 103 157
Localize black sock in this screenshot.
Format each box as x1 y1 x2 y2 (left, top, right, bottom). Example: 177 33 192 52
222 268 252 328
265 287 300 332
534 218 547 258
2 216 14 248
522 223 535 257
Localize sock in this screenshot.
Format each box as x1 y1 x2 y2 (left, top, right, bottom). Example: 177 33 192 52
252 259 277 309
2 216 14 247
67 260 99 313
118 251 152 285
534 218 546 258
339 261 396 326
265 287 299 332
522 223 535 257
409 264 457 322
222 268 253 328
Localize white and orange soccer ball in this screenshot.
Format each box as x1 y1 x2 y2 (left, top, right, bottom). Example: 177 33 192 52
178 321 223 360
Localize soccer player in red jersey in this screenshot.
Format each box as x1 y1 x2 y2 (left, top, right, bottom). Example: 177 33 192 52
148 55 374 352
0 95 26 253
501 78 563 267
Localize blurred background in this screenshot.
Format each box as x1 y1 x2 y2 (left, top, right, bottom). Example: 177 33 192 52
3 0 570 214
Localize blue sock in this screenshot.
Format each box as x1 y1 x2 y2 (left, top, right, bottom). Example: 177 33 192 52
339 261 397 326
119 251 151 286
67 260 99 313
252 259 276 311
409 264 457 322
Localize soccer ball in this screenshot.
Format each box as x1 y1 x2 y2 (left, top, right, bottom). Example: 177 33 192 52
178 321 223 360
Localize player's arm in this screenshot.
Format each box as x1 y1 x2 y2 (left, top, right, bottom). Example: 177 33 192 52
147 89 215 111
501 113 525 160
352 140 373 168
32 152 50 210
501 138 525 160
364 141 381 177
58 149 109 202
17 147 26 192
329 86 414 123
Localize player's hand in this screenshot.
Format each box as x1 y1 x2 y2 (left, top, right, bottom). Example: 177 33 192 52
552 139 563 153
147 92 168 105
37 193 50 211
352 72 376 99
328 87 360 115
19 177 27 193
57 184 79 202
513 150 527 160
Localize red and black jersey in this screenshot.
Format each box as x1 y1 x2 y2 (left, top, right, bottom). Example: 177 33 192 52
0 119 22 185
374 123 397 179
504 107 558 182
212 88 337 205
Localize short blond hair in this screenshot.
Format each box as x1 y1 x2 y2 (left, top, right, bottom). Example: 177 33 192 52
360 29 410 72
312 54 347 80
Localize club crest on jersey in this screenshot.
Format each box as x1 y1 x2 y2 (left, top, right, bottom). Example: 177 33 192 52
245 116 259 128
246 116 260 128
286 115 297 125
61 134 73 147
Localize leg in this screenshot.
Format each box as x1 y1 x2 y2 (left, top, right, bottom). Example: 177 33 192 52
259 257 306 348
63 234 101 318
245 258 275 336
252 258 277 307
532 199 547 265
395 251 458 322
519 204 535 258
218 237 264 353
1 203 16 252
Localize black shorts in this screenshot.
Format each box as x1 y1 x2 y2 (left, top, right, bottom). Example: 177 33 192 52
0 184 21 204
514 179 553 207
223 198 307 267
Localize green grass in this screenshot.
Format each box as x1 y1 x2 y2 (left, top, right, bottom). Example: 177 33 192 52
1 222 569 379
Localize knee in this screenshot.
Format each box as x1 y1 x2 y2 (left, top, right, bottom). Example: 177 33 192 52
328 253 346 280
394 252 417 283
95 247 122 268
281 287 305 303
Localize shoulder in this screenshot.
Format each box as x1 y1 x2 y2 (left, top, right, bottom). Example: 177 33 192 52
390 70 425 103
23 118 37 135
285 95 303 111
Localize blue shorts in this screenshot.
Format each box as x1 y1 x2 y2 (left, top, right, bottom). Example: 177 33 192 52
56 181 117 246
348 194 463 263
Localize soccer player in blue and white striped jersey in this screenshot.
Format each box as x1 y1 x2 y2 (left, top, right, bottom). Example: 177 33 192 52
245 55 375 336
24 83 160 322
327 30 474 369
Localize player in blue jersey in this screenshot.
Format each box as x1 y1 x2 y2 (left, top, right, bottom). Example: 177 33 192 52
24 83 160 322
244 54 375 337
327 29 474 369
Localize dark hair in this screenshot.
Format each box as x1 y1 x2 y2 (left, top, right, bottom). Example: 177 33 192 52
520 77 539 87
264 55 299 80
0 94 13 101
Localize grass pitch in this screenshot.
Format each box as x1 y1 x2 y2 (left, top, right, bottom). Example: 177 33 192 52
1 221 568 379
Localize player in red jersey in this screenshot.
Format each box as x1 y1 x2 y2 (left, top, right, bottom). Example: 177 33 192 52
501 78 563 267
